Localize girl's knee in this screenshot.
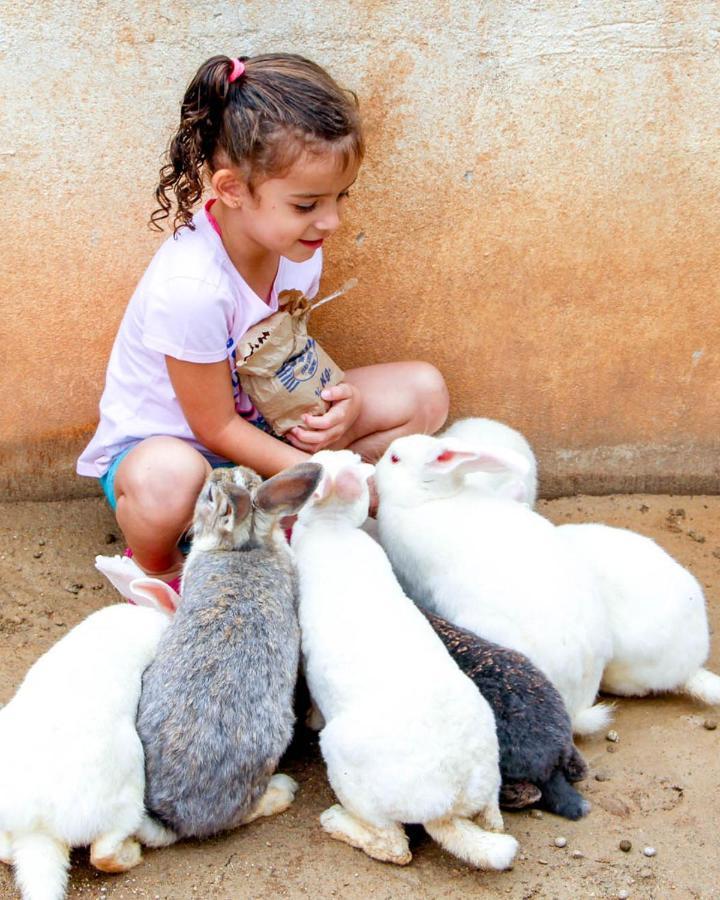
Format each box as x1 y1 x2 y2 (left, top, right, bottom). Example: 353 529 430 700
408 362 449 433
116 440 209 521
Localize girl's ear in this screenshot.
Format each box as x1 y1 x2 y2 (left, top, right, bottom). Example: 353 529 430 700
211 167 250 209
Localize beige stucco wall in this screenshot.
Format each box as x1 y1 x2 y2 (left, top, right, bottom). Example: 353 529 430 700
2 1 719 500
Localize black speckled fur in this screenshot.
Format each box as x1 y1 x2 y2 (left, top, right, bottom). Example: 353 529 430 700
425 611 589 820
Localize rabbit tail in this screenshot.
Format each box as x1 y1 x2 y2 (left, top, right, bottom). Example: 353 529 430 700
682 667 720 705
571 702 614 736
424 817 518 871
538 770 590 821
11 832 70 900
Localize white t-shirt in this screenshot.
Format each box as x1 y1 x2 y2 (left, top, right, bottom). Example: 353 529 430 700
77 206 322 477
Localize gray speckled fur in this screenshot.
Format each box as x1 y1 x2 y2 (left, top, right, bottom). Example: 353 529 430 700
136 463 320 839
424 611 590 820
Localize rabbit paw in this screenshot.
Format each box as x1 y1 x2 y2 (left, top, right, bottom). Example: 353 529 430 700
135 814 178 848
90 835 143 873
241 773 299 824
320 804 412 865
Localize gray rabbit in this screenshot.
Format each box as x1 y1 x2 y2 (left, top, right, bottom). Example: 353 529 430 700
136 462 322 839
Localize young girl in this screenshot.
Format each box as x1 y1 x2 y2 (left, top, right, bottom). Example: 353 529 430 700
77 53 449 589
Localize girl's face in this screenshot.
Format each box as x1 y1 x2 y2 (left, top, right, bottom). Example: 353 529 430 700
238 151 359 262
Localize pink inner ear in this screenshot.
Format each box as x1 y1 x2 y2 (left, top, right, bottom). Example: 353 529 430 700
434 449 475 465
334 468 363 501
131 578 179 615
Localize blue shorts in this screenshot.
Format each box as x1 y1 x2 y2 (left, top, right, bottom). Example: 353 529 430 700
99 445 235 511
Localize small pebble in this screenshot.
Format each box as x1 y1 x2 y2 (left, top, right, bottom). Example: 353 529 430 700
703 718 718 731
606 730 619 743
617 891 630 899
643 846 656 857
619 840 632 852
38 539 46 546
554 837 567 848
639 867 653 879
529 809 543 819
33 551 43 559
595 770 611 782
571 850 584 859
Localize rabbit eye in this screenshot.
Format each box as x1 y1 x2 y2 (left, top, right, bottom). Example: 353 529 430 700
436 450 454 462
390 453 400 464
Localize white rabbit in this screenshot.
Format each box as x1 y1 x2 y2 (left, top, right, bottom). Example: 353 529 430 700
0 603 177 900
374 434 613 736
557 523 720 703
443 417 538 506
292 449 518 871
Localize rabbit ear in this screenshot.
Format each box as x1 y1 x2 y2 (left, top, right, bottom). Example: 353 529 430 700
255 462 323 515
129 578 180 616
495 477 529 503
223 483 253 524
334 467 366 502
95 553 147 602
426 440 530 479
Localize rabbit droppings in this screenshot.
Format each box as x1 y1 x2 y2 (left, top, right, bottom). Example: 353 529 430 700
374 434 614 736
558 523 720 703
292 449 518 871
0 604 175 900
424 611 590 820
442 417 538 506
136 463 321 839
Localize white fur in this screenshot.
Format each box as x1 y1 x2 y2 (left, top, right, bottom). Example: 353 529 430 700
443 417 538 506
557 523 720 702
292 450 518 870
374 434 613 734
0 604 176 900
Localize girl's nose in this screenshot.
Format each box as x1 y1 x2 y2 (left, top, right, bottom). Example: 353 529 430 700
315 205 341 233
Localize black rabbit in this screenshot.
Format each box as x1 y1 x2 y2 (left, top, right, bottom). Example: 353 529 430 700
425 610 589 820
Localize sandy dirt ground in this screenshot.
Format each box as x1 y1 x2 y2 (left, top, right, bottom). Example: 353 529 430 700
0 492 718 900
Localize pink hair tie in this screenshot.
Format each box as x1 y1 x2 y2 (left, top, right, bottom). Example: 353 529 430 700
228 58 245 84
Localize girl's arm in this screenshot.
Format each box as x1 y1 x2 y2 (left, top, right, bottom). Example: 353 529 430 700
165 356 308 477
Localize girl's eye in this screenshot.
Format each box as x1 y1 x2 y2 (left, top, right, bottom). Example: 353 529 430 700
338 190 350 201
294 202 317 213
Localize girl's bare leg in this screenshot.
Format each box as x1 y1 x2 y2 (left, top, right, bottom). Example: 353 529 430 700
114 436 211 581
334 361 449 461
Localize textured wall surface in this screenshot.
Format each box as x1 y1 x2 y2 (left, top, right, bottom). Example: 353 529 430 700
2 1 719 499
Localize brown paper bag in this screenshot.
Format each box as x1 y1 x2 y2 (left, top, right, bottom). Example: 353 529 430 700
236 283 355 435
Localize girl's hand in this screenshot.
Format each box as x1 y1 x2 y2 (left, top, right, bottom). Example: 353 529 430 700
286 383 361 452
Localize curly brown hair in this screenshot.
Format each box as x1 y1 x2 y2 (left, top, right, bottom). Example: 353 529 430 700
150 53 364 234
